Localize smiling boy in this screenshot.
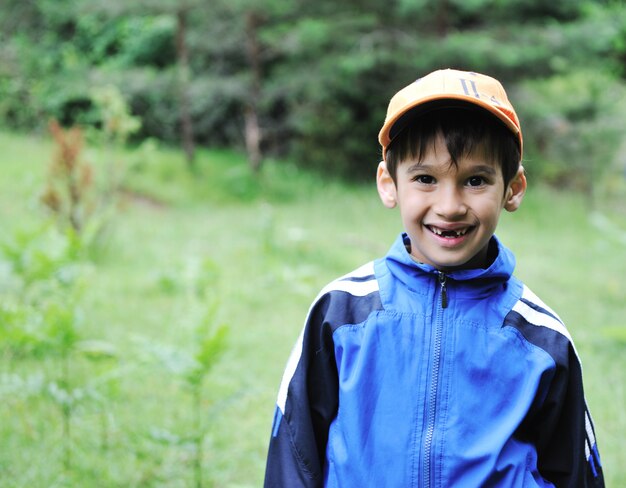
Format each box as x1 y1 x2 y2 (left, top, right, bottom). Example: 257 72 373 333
264 69 604 487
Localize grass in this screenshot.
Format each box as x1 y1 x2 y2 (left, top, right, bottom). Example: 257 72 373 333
1 130 625 486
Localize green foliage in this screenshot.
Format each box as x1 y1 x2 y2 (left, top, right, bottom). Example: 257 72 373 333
115 15 177 68
0 222 91 357
122 141 341 206
1 225 83 291
90 85 142 145
0 217 120 473
1 0 625 186
140 256 229 487
37 87 141 261
188 322 229 389
145 256 228 387
517 69 626 195
88 84 143 208
261 0 626 179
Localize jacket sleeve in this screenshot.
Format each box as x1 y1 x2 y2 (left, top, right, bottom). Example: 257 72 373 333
508 291 605 488
533 340 605 488
264 294 339 488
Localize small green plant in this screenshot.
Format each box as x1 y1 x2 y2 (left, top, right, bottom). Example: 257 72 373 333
43 298 83 471
41 120 96 234
90 85 142 147
0 224 117 473
142 257 228 487
89 85 142 200
139 320 228 487
186 312 228 488
40 86 141 255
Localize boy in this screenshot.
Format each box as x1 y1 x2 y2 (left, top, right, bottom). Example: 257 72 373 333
264 69 604 487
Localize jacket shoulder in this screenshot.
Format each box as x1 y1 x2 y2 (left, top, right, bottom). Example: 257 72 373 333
307 261 382 330
504 283 575 365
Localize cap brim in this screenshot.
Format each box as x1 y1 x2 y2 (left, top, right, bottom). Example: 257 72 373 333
381 96 521 153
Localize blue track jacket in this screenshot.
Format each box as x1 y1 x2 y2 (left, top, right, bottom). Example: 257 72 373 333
265 234 604 487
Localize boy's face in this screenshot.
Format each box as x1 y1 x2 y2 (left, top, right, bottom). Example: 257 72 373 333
377 134 526 271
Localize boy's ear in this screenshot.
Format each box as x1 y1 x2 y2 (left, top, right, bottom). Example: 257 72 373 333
504 166 527 212
377 160 397 209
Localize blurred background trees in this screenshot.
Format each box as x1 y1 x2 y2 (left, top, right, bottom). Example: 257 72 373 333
1 0 625 189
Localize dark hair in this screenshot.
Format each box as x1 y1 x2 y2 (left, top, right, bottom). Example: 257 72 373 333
384 106 521 187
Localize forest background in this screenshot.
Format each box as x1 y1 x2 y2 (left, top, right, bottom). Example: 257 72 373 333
2 0 626 187
1 0 626 486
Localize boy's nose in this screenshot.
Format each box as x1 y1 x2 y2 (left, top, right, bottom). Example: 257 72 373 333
433 187 468 218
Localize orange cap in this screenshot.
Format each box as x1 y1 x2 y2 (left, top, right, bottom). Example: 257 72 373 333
378 69 522 160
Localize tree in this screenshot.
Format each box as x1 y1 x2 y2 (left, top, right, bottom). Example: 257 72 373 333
175 6 195 167
244 10 263 172
1 0 625 185
82 0 201 168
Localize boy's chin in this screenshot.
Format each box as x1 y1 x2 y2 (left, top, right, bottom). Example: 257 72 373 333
422 248 492 272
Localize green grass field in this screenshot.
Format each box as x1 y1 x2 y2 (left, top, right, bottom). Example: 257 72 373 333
1 131 625 487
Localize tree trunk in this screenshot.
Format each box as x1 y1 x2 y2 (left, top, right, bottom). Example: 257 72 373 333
176 8 195 168
244 11 263 172
435 0 450 37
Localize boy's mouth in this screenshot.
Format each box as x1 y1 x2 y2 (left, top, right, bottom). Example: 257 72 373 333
427 225 474 238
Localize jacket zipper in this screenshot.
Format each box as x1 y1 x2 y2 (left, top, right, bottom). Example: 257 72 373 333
423 272 447 487
438 271 448 310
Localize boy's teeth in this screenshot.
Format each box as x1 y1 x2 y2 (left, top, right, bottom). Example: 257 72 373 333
430 226 468 237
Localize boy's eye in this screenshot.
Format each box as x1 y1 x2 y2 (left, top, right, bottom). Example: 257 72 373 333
467 176 486 187
414 175 435 184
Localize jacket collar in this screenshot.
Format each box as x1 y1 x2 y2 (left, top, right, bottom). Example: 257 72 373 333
385 232 515 286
